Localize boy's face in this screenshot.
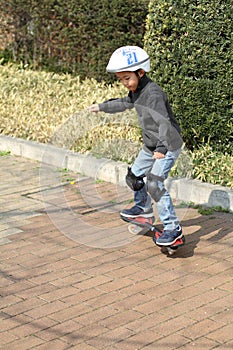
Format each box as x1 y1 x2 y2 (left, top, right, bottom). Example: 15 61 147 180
116 70 144 92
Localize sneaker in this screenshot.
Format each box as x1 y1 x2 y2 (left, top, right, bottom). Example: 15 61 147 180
156 226 183 246
120 205 154 219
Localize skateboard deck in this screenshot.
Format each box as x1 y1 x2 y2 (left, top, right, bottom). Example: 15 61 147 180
121 215 185 256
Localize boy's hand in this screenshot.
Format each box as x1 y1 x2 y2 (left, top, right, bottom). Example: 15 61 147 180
153 151 165 159
89 104 100 113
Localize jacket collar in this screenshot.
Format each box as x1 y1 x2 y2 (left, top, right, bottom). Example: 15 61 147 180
129 75 152 102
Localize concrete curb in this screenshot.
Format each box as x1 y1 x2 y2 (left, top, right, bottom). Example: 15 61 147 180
1 135 232 211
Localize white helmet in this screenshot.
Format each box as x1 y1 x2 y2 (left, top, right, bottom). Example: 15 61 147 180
106 46 150 73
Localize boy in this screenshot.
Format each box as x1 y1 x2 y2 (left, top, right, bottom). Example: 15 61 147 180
89 46 183 246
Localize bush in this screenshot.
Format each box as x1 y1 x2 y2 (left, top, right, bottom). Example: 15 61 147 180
0 0 149 81
191 145 233 188
144 0 233 154
73 122 142 163
171 145 233 189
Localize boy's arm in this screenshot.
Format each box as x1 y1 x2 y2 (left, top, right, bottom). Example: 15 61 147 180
99 96 134 114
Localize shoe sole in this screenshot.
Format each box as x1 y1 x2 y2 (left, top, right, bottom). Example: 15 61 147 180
121 215 155 226
156 232 183 246
120 212 154 219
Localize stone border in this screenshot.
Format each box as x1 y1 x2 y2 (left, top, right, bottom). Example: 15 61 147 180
0 135 232 211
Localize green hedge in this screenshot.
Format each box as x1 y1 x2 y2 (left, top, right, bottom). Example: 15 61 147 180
144 0 233 153
0 0 149 81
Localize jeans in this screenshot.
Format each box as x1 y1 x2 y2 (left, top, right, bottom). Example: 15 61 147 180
131 148 182 231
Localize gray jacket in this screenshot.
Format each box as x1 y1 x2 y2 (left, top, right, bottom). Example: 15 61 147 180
99 77 183 154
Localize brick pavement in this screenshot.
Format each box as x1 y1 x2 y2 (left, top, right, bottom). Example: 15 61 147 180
0 154 232 350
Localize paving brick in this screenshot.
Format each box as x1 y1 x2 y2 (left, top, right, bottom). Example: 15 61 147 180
178 318 224 341
76 249 127 268
115 279 156 296
99 309 143 330
74 306 119 326
28 271 71 285
86 326 134 349
0 316 24 332
39 286 79 302
1 280 36 297
72 249 111 263
48 303 93 323
61 288 107 306
207 323 233 343
4 266 51 282
67 323 109 342
133 280 181 302
96 277 135 293
83 260 124 276
210 305 233 324
210 339 233 350
104 292 151 312
0 294 22 309
141 333 191 350
0 314 32 331
187 295 233 323
35 319 80 342
198 259 233 275
15 283 57 299
49 272 90 288
109 264 147 279
0 330 19 346
217 279 233 293
0 248 32 262
126 313 170 332
0 155 233 350
135 266 184 284
177 337 219 350
73 275 113 290
24 301 68 319
10 317 57 338
1 252 39 266
30 339 68 350
114 329 161 350
60 324 113 347
69 344 98 350
133 295 176 315
1 297 46 316
0 335 44 350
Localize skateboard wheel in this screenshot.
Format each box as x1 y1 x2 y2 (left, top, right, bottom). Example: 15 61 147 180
128 224 142 234
167 247 177 255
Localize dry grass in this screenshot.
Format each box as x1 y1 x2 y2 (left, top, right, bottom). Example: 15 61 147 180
0 63 131 143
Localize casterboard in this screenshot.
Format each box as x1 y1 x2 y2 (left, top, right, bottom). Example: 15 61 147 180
121 215 185 256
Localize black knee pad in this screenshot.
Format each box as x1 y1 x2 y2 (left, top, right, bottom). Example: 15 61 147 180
146 173 166 202
126 167 145 191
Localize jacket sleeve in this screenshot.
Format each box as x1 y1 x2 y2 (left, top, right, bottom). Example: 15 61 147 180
99 96 134 114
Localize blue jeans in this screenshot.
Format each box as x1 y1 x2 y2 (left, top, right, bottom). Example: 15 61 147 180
131 148 181 231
